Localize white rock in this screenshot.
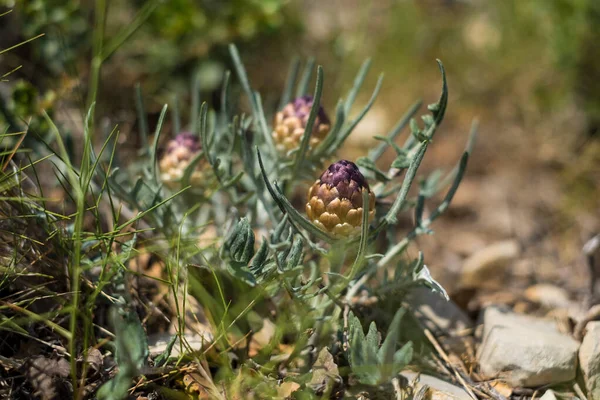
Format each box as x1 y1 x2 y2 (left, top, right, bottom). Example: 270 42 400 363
401 371 471 400
478 307 579 387
459 240 519 288
579 321 600 399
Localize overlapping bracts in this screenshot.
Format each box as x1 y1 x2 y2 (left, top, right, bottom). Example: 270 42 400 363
306 160 375 237
159 132 205 188
272 96 330 153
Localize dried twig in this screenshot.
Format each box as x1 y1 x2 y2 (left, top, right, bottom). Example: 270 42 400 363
573 382 588 400
423 328 478 400
392 377 403 400
574 304 600 341
584 234 600 301
342 304 350 352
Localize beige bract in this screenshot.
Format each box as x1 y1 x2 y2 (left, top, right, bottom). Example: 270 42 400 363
159 132 205 188
306 160 375 238
272 96 330 153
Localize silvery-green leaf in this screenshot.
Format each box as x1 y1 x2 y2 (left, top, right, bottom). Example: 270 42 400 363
249 240 269 274
364 321 380 366
377 308 406 367
357 156 390 182
223 217 255 265
393 341 413 371
414 264 449 301
391 153 411 169
285 236 304 270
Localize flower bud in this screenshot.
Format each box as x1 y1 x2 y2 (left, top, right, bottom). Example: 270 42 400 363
158 132 205 188
272 96 330 153
306 160 375 237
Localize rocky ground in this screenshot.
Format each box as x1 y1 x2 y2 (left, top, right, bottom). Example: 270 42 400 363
403 281 600 399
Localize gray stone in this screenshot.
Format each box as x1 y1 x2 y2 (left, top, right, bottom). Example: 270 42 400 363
408 287 473 335
579 321 600 399
478 308 579 387
401 371 471 400
481 306 559 337
459 240 519 288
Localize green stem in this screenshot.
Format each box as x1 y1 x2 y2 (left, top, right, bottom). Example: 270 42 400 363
86 0 106 116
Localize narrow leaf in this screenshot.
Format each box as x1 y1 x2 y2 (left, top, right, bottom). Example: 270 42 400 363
292 65 324 178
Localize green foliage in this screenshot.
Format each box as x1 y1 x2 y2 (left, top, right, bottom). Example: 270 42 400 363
141 0 287 41
222 217 257 284
11 0 89 74
0 3 475 396
348 309 413 386
224 217 256 266
0 80 56 144
96 306 149 400
87 42 473 396
0 0 296 148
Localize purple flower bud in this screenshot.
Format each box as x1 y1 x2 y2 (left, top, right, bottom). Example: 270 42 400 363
306 160 375 237
272 96 331 153
159 132 205 187
165 131 201 156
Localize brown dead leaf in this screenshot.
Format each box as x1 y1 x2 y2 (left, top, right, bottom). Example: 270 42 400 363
489 380 512 397
0 355 23 371
310 347 343 397
278 344 294 355
167 287 213 339
249 318 276 357
26 356 71 400
277 381 300 398
182 372 211 398
84 348 103 376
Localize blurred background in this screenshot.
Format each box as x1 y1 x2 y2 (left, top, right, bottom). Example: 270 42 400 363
1 0 599 308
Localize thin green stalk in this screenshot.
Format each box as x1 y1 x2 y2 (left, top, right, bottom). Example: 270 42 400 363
347 189 371 280
279 57 300 109
332 73 384 151
291 66 324 180
135 83 149 152
343 58 371 115
384 142 427 225
0 33 45 56
86 0 106 114
43 111 85 395
368 100 422 161
295 57 315 98
100 0 162 61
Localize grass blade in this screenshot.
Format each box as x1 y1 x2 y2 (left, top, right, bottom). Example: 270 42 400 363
333 73 384 151
280 57 301 109
344 58 372 115
151 104 168 182
295 57 315 98
134 83 149 151
369 100 422 161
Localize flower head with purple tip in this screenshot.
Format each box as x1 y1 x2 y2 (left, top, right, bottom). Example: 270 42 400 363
272 95 330 153
306 160 375 237
159 131 205 188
